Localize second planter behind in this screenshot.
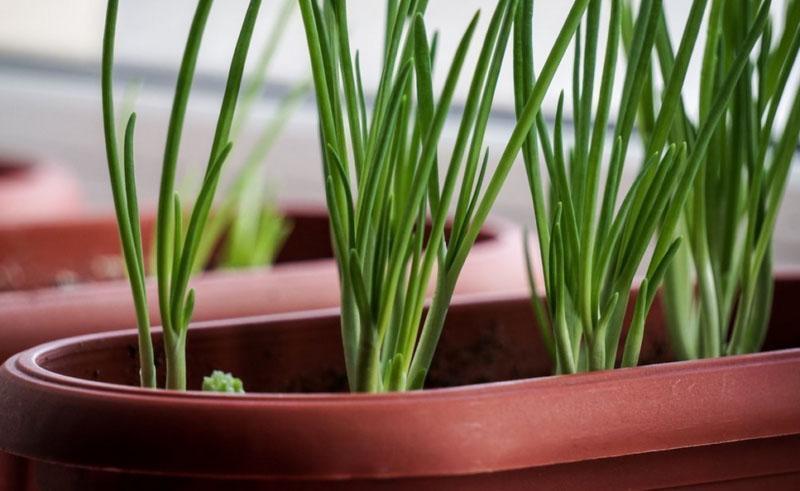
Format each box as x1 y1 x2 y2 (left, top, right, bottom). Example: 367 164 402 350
0 205 528 361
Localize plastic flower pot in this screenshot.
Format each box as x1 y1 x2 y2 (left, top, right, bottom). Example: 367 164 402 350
0 271 798 489
0 156 83 225
0 204 528 361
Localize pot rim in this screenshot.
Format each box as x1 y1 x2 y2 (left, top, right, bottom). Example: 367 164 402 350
7 290 800 404
0 201 519 249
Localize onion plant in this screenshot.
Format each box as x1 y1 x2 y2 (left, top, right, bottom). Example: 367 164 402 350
518 0 772 373
301 0 589 392
631 0 800 359
102 0 262 389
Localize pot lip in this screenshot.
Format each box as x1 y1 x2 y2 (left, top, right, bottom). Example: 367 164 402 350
0 202 519 296
0 200 324 233
0 200 518 243
6 289 800 405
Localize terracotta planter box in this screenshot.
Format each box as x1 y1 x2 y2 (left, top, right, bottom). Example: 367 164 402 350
0 205 528 361
0 156 83 226
1 272 798 489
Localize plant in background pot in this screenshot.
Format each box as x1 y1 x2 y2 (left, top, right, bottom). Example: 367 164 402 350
630 0 800 359
174 0 305 273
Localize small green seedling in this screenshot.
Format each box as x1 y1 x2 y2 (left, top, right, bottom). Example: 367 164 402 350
202 370 245 394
